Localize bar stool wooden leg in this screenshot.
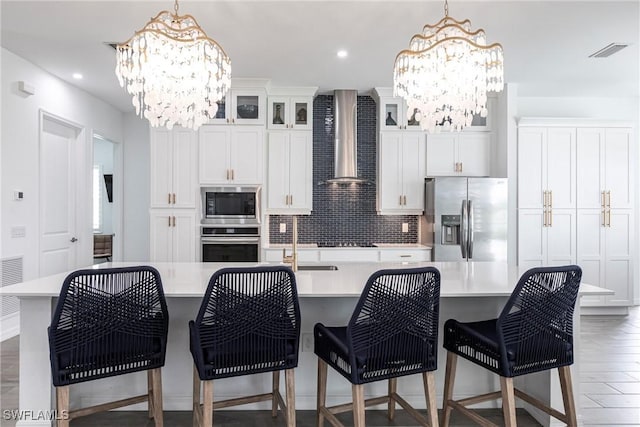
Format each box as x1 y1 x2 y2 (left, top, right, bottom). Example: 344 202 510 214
500 376 517 427
202 380 213 427
422 371 439 427
317 359 327 427
388 377 397 420
192 366 201 427
150 368 163 427
148 370 154 419
285 368 296 427
56 386 70 427
559 366 578 426
352 384 365 427
272 370 280 417
441 351 458 427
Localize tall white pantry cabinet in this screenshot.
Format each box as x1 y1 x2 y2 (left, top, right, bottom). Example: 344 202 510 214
517 119 635 310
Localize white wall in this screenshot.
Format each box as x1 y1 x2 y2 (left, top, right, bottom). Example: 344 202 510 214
122 112 150 262
518 96 639 123
1 48 124 280
93 137 114 234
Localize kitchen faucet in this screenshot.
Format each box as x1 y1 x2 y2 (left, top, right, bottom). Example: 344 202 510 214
282 216 298 272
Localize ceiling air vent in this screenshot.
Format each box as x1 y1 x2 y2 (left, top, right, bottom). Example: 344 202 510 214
588 43 629 58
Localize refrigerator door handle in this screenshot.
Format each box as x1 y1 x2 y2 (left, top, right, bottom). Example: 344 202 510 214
468 199 474 259
460 199 468 259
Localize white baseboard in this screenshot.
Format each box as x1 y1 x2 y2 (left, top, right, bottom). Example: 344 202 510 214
581 306 630 316
1 311 20 341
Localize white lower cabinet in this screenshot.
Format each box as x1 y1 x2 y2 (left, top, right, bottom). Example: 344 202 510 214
150 210 197 262
517 209 576 270
577 209 633 306
262 247 431 263
378 249 431 262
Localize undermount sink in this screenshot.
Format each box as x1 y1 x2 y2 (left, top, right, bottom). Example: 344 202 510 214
297 265 339 271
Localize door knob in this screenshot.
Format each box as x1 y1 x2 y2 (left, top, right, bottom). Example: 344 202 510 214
70 237 78 243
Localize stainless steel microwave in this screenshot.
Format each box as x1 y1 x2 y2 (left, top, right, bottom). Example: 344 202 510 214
200 186 261 225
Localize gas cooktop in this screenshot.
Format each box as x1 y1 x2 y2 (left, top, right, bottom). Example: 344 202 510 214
316 242 377 248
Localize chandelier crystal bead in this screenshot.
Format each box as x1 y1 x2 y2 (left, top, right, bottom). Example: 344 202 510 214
115 0 231 130
393 0 504 133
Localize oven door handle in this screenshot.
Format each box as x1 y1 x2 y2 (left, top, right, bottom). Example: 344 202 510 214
201 237 260 244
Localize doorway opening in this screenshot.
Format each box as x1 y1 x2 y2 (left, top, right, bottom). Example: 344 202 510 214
92 135 116 264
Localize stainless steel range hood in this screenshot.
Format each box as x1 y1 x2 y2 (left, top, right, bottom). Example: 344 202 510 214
326 90 366 184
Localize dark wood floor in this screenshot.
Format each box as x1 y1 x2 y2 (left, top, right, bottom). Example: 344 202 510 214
1 307 638 426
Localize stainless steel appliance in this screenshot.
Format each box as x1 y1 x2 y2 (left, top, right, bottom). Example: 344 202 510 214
201 226 260 262
201 186 261 225
425 177 507 261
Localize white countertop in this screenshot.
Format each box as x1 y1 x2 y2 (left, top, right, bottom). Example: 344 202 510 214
0 261 611 299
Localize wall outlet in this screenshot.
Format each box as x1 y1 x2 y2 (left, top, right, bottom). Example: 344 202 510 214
402 223 409 233
279 223 287 233
302 333 314 352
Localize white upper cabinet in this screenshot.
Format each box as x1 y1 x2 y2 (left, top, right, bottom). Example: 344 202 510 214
266 131 313 214
426 132 490 176
208 89 266 125
378 132 425 214
150 127 198 209
199 125 264 185
577 127 632 209
378 96 424 131
267 96 313 130
517 126 576 209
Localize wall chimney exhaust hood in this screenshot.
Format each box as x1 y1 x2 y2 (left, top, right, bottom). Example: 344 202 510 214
326 90 367 184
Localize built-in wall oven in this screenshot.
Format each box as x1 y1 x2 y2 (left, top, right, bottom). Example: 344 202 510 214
200 186 261 262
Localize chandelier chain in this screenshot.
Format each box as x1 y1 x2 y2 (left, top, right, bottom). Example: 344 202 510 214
444 0 449 17
174 0 179 16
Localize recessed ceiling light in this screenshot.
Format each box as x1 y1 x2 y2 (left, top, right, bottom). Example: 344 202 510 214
337 50 348 59
72 73 83 80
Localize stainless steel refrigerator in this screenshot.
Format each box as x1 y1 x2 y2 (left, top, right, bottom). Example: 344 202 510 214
425 177 508 261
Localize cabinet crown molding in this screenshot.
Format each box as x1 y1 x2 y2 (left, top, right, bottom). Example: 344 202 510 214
518 117 634 128
266 86 318 97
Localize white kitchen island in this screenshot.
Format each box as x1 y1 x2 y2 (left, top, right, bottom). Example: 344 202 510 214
1 261 611 427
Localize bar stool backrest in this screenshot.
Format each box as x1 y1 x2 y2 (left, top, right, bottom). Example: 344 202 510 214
49 266 169 386
496 265 582 377
346 267 440 383
192 266 301 380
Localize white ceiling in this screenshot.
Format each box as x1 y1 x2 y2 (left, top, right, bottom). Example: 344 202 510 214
2 1 638 113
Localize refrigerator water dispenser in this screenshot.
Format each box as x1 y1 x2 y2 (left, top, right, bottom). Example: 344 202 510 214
440 215 460 245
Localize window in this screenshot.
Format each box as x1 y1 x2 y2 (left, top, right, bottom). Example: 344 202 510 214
93 165 102 232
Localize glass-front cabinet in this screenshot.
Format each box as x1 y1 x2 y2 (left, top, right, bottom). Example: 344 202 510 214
379 97 423 131
267 96 312 130
210 89 266 125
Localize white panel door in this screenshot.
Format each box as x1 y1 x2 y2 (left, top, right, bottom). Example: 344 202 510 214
267 132 289 210
172 127 197 208
149 211 172 262
546 209 576 265
605 209 633 305
401 133 425 211
378 133 403 212
150 128 173 207
40 117 80 276
517 128 545 209
288 132 312 211
426 134 457 176
457 133 490 176
231 127 263 184
173 211 197 262
199 126 230 184
605 128 632 209
576 128 604 209
576 209 606 305
517 209 545 269
546 127 576 209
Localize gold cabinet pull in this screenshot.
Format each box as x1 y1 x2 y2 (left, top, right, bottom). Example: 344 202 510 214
549 209 552 227
601 191 606 209
602 210 606 227
226 169 229 180
606 209 611 227
168 193 171 204
226 118 230 124
399 195 403 206
549 190 553 208
168 216 171 227
543 190 547 208
543 210 547 227
172 193 176 204
404 195 407 205
231 169 235 180
290 194 293 205
459 162 463 172
606 191 611 208
173 216 176 227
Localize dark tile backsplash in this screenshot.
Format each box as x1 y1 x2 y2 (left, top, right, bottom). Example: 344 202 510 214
269 95 419 244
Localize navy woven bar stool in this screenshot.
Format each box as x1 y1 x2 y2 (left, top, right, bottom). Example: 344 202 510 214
442 265 582 427
189 266 301 427
48 266 169 427
314 267 441 427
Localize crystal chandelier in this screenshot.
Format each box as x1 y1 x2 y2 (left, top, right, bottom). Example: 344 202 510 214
115 0 231 130
393 0 504 133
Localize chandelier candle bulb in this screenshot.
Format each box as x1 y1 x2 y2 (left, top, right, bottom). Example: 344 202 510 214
392 0 504 133
115 0 231 130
